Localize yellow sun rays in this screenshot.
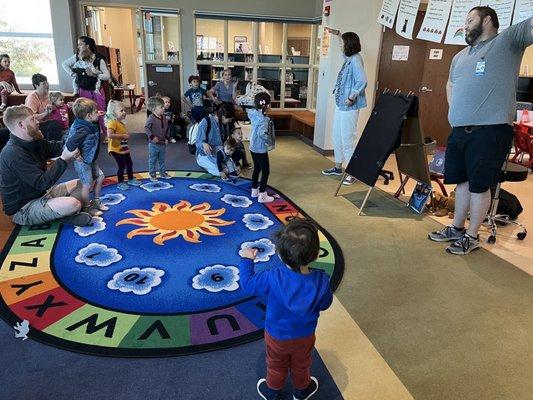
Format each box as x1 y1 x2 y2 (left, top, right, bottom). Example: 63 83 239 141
116 200 234 245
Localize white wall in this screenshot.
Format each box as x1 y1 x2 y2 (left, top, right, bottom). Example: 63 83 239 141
314 0 383 151
50 0 77 91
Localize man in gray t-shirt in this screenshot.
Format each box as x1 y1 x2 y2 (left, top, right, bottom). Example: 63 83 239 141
429 7 532 255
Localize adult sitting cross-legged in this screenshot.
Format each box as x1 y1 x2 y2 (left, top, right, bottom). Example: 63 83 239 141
0 105 92 227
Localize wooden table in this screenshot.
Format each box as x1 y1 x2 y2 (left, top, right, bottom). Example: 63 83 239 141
114 84 136 113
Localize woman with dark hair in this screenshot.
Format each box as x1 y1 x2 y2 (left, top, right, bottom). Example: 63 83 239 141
321 28 367 185
62 36 110 139
195 103 235 176
23 74 63 141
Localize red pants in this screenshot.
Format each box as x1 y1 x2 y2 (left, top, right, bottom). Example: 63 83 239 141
265 331 315 391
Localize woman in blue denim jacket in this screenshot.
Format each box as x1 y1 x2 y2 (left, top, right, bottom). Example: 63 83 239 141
321 28 367 185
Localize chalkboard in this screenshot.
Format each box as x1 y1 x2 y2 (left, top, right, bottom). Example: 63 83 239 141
345 92 415 187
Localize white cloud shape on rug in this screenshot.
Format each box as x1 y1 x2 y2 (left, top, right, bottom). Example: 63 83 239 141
75 243 122 267
221 194 252 208
189 183 221 193
239 238 276 263
242 213 274 231
74 217 106 237
100 193 126 206
140 181 173 192
107 267 164 295
192 265 240 292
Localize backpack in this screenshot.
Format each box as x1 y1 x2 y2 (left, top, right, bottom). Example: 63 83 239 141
188 116 211 155
494 188 523 220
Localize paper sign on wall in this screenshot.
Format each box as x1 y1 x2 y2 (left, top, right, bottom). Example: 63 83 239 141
512 0 533 24
444 0 481 45
392 45 410 60
377 0 402 28
417 0 453 43
321 29 331 57
429 49 444 59
396 0 422 39
155 66 173 73
487 0 516 31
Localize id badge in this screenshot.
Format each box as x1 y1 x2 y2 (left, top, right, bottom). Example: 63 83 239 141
475 61 486 76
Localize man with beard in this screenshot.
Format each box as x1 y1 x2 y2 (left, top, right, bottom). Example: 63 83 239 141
428 7 532 255
0 105 92 226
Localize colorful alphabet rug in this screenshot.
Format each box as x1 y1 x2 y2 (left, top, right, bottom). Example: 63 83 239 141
0 171 343 357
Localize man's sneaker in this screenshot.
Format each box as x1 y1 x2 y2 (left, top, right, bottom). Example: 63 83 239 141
92 198 109 211
128 179 142 187
83 206 102 217
322 167 343 176
342 176 356 185
117 182 130 191
293 377 319 400
256 379 282 400
149 175 158 182
58 212 92 227
159 173 172 179
428 225 465 242
446 234 480 255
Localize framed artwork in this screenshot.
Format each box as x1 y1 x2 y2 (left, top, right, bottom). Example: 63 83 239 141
234 36 248 52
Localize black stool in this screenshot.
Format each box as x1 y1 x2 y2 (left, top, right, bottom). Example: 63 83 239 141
486 161 528 244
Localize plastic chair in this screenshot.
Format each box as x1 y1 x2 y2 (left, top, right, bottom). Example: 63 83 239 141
486 160 528 244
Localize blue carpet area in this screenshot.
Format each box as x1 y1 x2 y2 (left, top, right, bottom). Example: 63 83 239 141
0 134 344 399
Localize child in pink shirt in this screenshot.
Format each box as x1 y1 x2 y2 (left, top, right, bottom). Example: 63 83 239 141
48 91 71 136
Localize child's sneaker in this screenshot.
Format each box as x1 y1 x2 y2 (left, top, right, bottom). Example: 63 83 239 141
117 182 130 191
170 138 177 143
159 173 172 179
258 192 274 203
127 179 142 187
251 188 259 198
92 198 109 211
149 175 158 182
322 166 343 176
256 379 282 400
342 176 356 185
293 377 319 400
83 206 103 217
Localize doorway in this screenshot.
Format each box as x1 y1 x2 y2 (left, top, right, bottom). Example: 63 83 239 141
376 11 463 145
81 5 183 114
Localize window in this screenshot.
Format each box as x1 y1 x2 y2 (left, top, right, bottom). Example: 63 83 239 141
0 1 58 86
194 16 318 110
142 11 181 62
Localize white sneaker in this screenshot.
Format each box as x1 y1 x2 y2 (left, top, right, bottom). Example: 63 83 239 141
251 188 259 198
258 192 274 203
170 138 177 143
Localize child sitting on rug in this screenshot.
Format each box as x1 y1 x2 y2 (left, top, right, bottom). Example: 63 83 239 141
230 126 252 170
65 98 108 216
145 96 171 181
247 92 275 203
216 137 239 180
239 218 332 400
105 100 142 190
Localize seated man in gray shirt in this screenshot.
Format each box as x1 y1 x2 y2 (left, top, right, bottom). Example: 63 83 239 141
429 7 532 255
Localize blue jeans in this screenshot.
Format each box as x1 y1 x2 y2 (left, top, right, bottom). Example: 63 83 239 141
148 143 167 176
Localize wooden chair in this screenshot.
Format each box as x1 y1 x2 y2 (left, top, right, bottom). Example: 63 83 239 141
511 124 533 169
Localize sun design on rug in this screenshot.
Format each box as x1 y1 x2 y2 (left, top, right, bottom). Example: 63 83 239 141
116 201 234 244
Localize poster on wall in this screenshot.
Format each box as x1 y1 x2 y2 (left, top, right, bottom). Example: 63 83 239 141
377 0 402 28
512 0 533 24
417 0 453 43
392 45 410 60
486 0 515 31
321 29 331 57
444 0 481 45
395 0 422 39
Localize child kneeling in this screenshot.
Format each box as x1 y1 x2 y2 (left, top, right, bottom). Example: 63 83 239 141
239 219 333 400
